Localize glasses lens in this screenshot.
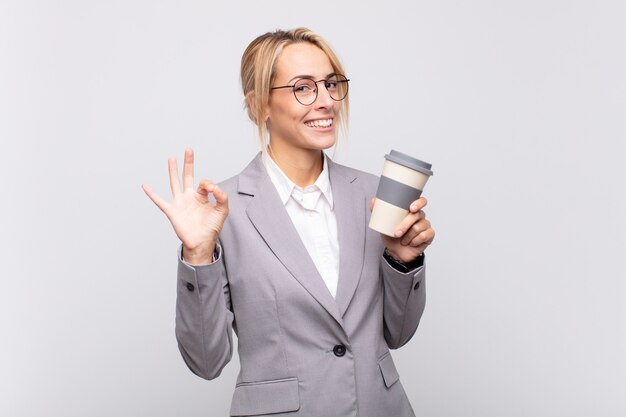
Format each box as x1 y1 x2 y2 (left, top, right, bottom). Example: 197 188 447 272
293 79 317 105
325 74 349 102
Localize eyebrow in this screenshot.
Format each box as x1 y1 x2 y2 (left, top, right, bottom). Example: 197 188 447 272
287 72 336 84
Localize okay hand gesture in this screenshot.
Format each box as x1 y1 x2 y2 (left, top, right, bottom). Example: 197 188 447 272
142 148 229 265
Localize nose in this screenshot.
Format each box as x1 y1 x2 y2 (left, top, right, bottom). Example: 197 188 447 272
313 80 333 109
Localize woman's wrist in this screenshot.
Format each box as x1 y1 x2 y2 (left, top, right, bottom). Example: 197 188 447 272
182 242 216 265
383 248 424 272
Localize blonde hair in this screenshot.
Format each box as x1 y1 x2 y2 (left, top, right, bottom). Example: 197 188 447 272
240 28 349 153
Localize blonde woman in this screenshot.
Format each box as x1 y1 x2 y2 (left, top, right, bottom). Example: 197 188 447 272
143 28 435 417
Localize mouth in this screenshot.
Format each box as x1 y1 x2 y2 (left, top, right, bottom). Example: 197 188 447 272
304 118 333 129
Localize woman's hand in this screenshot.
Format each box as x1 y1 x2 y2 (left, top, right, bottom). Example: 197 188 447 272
370 197 435 264
142 148 229 265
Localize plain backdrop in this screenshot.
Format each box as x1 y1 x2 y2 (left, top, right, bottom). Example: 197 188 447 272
1 0 625 416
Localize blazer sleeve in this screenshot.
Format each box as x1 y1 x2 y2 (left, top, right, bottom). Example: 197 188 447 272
175 243 235 380
380 255 426 349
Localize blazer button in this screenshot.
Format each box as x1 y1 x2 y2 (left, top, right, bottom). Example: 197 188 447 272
186 282 195 292
333 344 346 357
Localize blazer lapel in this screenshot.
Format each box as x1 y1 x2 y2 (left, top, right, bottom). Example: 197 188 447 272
240 153 344 327
328 159 366 317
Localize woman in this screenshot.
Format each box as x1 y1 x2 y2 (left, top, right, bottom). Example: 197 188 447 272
143 28 435 417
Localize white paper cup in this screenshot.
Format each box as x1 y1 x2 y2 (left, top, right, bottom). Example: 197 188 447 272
369 150 434 237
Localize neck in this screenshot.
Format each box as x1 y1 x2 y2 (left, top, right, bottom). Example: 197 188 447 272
268 143 324 188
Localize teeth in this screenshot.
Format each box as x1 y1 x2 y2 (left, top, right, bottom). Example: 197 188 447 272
306 119 333 128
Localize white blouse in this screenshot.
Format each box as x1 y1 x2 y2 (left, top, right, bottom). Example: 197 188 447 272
262 152 340 298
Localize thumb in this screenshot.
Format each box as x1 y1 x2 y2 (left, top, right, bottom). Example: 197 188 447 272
369 197 375 212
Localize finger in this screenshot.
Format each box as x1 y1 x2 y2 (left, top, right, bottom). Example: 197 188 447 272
401 217 429 245
424 227 435 245
197 179 214 197
369 198 375 212
141 184 169 213
212 184 229 211
182 148 194 191
394 210 426 238
409 196 428 213
168 157 181 196
410 227 435 247
412 243 429 256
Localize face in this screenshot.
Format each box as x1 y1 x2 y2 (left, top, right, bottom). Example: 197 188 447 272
266 42 342 156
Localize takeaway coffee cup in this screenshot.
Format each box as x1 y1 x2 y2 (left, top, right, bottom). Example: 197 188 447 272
369 150 434 237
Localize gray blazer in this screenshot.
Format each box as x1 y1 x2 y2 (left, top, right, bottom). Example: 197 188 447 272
175 153 426 417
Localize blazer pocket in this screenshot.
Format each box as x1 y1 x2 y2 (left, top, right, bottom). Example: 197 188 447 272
378 352 400 388
230 377 300 416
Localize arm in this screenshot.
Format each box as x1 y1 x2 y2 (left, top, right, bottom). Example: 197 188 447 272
381 252 426 349
175 244 234 380
371 196 434 349
142 148 231 379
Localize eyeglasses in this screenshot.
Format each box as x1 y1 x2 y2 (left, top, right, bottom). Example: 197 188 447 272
271 74 350 106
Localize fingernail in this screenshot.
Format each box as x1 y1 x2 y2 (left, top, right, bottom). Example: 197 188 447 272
410 204 417 211
394 230 403 238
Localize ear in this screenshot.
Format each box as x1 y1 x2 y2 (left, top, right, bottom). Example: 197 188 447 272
246 91 270 125
245 91 257 122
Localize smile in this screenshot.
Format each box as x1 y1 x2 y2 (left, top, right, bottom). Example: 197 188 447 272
304 119 333 128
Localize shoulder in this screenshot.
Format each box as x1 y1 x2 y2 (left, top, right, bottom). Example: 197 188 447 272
215 152 264 197
215 173 250 216
216 173 239 194
328 158 380 196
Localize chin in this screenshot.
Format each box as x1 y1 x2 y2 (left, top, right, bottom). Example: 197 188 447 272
306 132 337 150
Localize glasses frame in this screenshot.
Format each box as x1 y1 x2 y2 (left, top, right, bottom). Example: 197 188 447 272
271 74 350 106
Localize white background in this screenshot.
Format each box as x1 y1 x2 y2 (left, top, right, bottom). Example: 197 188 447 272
1 0 625 416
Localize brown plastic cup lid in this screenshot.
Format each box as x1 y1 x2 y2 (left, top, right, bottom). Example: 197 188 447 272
385 150 433 176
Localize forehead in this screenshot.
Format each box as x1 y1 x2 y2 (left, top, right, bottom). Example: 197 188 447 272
274 42 334 81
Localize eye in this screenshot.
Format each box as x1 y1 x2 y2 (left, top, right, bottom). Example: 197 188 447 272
293 79 316 94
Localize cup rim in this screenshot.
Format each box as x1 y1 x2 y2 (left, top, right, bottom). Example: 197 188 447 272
385 150 434 176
